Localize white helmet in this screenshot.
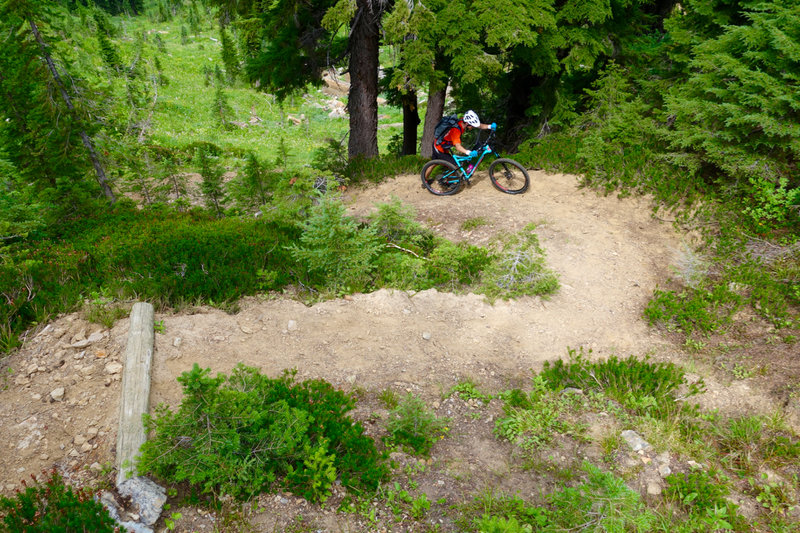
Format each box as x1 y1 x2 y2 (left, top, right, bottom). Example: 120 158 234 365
463 110 480 127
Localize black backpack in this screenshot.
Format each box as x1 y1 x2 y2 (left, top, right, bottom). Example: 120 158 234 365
434 115 461 146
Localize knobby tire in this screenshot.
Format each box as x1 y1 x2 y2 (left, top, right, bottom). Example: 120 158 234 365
488 158 529 194
421 160 462 196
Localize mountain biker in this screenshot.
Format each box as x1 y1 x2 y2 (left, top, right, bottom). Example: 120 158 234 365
429 110 496 171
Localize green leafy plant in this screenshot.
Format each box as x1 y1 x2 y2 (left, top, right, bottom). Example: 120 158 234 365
665 469 736 517
83 288 128 328
0 470 120 532
546 462 658 531
495 375 579 451
138 365 387 501
450 379 493 404
462 217 490 231
384 393 449 456
748 474 797 516
455 490 548 533
540 347 704 418
410 493 430 519
164 511 183 531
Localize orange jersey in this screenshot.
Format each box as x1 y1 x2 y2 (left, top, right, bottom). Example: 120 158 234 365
434 120 465 152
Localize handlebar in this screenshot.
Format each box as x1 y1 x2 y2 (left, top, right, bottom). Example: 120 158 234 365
473 129 497 152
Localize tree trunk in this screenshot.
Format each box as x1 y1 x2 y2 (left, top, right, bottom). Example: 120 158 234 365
401 90 419 156
347 0 380 159
28 18 116 203
420 83 446 158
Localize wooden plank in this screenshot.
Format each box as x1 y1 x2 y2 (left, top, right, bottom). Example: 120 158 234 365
116 302 154 486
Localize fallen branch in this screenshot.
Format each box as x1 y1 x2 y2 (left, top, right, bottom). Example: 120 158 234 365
386 242 426 260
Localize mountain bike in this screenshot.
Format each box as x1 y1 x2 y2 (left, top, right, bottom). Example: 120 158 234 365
421 130 530 196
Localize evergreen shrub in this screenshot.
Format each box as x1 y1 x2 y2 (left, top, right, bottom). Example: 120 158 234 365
480 225 559 301
138 365 388 501
384 393 449 456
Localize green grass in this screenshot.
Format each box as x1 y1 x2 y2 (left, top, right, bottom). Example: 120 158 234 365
111 15 408 168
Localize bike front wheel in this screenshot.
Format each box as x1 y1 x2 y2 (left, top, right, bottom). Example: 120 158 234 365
488 158 530 194
421 160 462 196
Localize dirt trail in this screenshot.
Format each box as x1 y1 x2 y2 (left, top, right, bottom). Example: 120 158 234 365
0 169 790 502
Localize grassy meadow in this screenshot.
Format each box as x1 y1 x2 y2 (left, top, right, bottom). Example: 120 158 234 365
108 15 408 167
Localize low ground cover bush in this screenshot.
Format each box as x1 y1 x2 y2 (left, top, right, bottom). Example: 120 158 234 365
138 365 388 502
0 470 119 532
456 463 659 532
539 348 704 418
0 204 300 351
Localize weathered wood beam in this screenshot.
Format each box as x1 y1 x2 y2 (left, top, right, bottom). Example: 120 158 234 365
116 302 154 486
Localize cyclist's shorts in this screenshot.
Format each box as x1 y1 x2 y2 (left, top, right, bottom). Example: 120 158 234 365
431 144 456 167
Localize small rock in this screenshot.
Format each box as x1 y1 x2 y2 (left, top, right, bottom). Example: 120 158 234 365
74 351 86 360
658 464 672 477
87 427 99 437
647 481 662 496
562 387 584 395
68 449 79 457
240 325 253 334
621 430 651 452
70 339 91 349
117 476 167 526
80 443 93 453
74 435 87 446
422 331 432 341
172 337 182 348
50 387 65 402
104 362 123 375
87 331 104 343
287 320 298 331
687 460 704 470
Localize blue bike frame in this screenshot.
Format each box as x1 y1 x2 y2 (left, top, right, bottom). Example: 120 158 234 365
448 143 495 184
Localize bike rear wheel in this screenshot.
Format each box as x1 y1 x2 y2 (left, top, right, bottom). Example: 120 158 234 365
421 160 462 195
488 158 529 194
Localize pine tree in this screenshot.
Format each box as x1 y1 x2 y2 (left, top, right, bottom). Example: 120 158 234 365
210 84 235 129
187 0 202 36
662 0 800 189
0 0 115 202
219 26 240 84
196 146 226 218
96 25 122 71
